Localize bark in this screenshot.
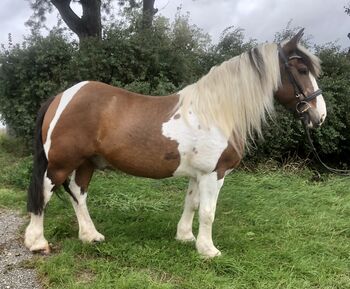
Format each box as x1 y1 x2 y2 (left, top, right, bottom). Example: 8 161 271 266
51 0 102 42
142 0 157 29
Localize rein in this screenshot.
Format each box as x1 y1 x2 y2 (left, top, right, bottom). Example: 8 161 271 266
278 44 350 175
303 123 350 175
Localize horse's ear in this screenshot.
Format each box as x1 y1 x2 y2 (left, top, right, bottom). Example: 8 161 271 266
284 28 305 51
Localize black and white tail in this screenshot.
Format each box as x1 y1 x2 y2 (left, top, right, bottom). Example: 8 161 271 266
27 97 55 215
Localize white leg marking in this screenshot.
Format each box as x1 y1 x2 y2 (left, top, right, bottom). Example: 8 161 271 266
43 171 54 205
44 81 89 159
24 213 50 253
69 171 104 243
176 178 199 242
196 172 223 258
24 171 54 253
310 74 327 124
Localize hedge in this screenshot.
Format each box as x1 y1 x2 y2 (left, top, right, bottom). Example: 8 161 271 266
0 19 349 164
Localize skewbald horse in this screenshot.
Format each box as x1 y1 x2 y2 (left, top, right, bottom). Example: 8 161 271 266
25 29 326 258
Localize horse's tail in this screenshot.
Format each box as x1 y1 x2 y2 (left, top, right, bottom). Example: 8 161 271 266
27 96 55 215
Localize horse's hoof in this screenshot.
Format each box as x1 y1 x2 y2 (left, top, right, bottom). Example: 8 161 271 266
29 242 51 255
80 231 105 243
176 234 196 243
196 242 221 258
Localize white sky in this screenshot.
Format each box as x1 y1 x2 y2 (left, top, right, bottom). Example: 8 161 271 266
0 0 349 48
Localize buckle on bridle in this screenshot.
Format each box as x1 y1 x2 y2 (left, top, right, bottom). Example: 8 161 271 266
296 101 311 114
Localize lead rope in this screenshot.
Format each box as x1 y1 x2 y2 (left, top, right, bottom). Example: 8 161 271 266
303 123 350 175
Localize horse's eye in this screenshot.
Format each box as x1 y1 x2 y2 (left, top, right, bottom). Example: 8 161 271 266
298 68 308 75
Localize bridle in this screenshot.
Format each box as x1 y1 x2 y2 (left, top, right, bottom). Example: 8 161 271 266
277 44 323 115
278 44 350 176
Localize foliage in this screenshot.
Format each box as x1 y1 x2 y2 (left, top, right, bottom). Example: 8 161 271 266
345 3 350 15
0 32 75 145
0 14 350 163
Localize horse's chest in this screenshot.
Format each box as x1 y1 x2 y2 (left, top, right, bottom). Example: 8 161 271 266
162 111 228 177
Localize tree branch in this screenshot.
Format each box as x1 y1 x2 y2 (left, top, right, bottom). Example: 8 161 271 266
51 0 85 36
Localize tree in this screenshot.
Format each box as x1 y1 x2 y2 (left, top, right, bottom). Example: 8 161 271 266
142 0 158 29
27 0 157 42
345 4 350 15
118 0 157 29
26 0 110 42
345 4 350 53
51 0 102 41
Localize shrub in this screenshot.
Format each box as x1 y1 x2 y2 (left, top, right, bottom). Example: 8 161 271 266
0 17 349 165
0 33 75 145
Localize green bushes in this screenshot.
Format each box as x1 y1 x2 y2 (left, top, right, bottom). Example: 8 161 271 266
0 15 349 163
0 33 75 141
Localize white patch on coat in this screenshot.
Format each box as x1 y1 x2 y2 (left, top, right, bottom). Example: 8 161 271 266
162 109 228 178
69 171 105 243
310 74 327 124
44 81 89 159
24 170 54 253
43 170 54 205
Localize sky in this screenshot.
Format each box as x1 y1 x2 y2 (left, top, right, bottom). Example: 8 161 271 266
0 0 349 49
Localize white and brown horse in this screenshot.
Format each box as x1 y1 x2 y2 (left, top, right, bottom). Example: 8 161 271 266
25 29 326 258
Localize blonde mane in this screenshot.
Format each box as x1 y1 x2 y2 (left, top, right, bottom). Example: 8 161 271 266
177 43 281 154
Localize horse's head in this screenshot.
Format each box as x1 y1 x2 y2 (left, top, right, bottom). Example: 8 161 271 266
275 29 327 128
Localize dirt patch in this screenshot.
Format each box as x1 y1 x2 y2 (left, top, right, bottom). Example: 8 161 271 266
0 209 41 289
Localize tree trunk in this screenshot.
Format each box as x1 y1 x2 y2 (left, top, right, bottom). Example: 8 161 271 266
142 0 157 30
51 0 102 42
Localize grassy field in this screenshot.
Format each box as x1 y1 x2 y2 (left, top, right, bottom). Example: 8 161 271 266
0 135 349 289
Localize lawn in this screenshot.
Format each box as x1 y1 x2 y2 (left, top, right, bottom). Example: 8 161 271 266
0 135 349 289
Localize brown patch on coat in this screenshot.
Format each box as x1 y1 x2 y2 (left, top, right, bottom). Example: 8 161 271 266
174 113 181 119
214 143 243 180
164 151 180 161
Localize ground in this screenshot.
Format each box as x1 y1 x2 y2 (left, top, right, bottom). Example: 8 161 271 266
0 209 40 289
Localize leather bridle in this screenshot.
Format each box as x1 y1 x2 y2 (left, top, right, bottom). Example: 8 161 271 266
277 44 323 115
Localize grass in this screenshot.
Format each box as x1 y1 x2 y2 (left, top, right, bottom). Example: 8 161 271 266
0 135 349 288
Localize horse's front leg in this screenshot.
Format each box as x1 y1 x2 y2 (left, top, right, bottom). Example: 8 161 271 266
176 178 199 242
196 172 224 258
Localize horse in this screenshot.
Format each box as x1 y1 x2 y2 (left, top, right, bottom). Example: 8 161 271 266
25 29 326 258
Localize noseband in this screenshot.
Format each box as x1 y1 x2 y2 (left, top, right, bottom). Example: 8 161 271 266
277 44 322 115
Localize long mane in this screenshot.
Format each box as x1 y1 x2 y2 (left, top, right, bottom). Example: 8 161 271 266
177 43 281 154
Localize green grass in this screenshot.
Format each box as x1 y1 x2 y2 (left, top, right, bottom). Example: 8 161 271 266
0 135 349 288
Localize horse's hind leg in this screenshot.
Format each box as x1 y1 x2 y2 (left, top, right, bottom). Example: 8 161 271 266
176 178 199 242
25 166 71 253
67 160 104 243
25 171 56 254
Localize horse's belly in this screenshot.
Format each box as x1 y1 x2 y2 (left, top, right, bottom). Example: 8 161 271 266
96 146 180 179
